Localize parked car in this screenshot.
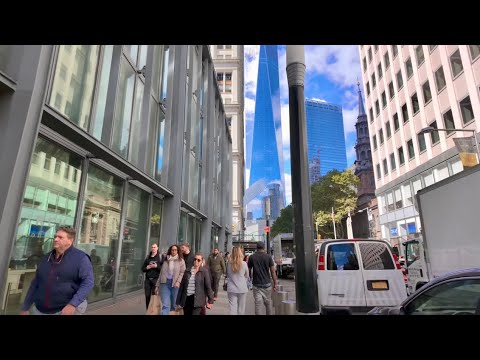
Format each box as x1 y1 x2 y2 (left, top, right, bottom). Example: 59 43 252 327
316 239 407 315
368 268 480 315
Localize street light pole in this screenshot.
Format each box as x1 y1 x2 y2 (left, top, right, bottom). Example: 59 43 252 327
420 126 480 165
286 45 319 314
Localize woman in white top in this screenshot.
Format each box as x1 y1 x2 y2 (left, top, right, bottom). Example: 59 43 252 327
226 246 250 315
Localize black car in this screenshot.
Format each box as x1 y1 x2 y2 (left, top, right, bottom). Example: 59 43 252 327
368 268 480 315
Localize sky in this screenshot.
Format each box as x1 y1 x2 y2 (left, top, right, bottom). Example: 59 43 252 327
244 45 362 206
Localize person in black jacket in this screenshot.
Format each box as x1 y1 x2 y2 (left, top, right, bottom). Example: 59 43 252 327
142 243 162 309
176 253 214 315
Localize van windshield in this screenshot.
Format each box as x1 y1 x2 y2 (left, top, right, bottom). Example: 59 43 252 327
406 241 420 267
358 242 395 270
326 243 359 270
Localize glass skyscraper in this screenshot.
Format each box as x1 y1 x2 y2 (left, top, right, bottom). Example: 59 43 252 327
306 99 347 181
247 45 285 220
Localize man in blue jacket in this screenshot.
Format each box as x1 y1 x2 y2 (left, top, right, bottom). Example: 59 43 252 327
20 226 94 315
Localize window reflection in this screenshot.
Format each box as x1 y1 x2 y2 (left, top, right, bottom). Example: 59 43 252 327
2 137 81 314
49 45 100 131
117 185 149 294
78 165 123 302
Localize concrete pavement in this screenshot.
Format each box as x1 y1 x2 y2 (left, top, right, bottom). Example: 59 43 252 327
86 278 297 315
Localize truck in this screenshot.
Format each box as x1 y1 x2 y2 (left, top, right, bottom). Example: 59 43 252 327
405 164 480 294
272 233 295 278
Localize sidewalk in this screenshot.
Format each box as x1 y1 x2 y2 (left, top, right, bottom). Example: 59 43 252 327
87 279 296 315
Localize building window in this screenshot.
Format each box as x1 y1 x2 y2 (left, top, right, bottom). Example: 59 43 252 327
392 45 398 58
422 80 432 104
405 58 413 78
384 52 390 69
396 70 403 89
393 113 399 131
49 45 100 131
366 81 370 96
376 164 381 179
379 129 384 144
402 103 409 124
2 137 82 314
386 121 391 138
388 81 395 99
403 183 413 207
378 63 383 79
375 100 380 116
390 153 396 170
450 49 464 78
407 139 415 159
368 48 372 63
394 187 403 209
373 134 377 150
415 46 425 66
428 45 437 52
398 146 405 165
435 66 446 92
418 132 426 153
469 45 480 61
374 45 379 52
442 109 455 134
363 57 367 72
217 45 224 49
383 159 388 174
429 121 440 144
372 72 376 88
411 93 420 114
369 108 374 123
225 45 232 49
381 91 387 108
459 96 474 125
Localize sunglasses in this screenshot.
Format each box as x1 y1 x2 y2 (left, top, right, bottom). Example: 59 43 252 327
194 258 202 262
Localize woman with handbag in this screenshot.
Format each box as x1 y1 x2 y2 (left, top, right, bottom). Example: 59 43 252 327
226 246 250 315
142 243 162 309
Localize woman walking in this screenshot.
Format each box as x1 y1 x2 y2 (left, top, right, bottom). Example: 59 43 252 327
226 246 250 315
156 245 185 315
176 253 214 315
142 243 162 309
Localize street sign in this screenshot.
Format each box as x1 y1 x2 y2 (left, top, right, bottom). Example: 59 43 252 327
264 226 270 233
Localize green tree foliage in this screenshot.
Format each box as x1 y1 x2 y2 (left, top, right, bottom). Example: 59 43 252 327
270 204 293 239
311 169 359 239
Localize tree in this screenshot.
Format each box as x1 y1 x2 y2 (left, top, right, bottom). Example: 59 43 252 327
311 169 359 239
270 204 294 239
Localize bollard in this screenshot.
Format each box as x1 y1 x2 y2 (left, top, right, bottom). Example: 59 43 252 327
277 284 284 292
281 300 296 315
275 291 288 314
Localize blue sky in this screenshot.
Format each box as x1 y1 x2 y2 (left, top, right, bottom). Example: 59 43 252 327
244 45 362 206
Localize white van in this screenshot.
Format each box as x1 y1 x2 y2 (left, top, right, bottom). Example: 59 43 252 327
316 239 408 315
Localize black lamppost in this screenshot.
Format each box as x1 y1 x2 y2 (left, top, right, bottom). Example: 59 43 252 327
286 45 319 314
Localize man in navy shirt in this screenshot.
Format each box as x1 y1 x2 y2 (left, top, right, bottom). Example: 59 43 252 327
20 226 94 315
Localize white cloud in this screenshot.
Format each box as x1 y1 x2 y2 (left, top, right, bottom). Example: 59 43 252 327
244 97 256 119
347 145 357 159
310 97 327 103
284 173 292 205
245 168 250 189
280 103 290 148
305 45 361 88
244 45 260 98
342 107 358 139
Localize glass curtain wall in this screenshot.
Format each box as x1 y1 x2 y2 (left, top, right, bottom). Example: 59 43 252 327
49 45 100 131
77 165 123 302
1 137 82 314
149 197 164 252
117 185 149 294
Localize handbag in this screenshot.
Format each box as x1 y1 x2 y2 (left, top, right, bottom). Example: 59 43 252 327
146 294 161 315
223 276 228 291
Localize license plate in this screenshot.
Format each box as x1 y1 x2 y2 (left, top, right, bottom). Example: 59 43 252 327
372 281 388 289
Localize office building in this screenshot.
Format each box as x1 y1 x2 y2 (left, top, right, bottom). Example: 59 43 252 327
360 45 480 246
305 99 347 181
209 45 245 240
0 45 231 314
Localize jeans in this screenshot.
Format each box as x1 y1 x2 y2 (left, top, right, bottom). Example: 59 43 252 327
253 286 272 315
160 278 179 315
